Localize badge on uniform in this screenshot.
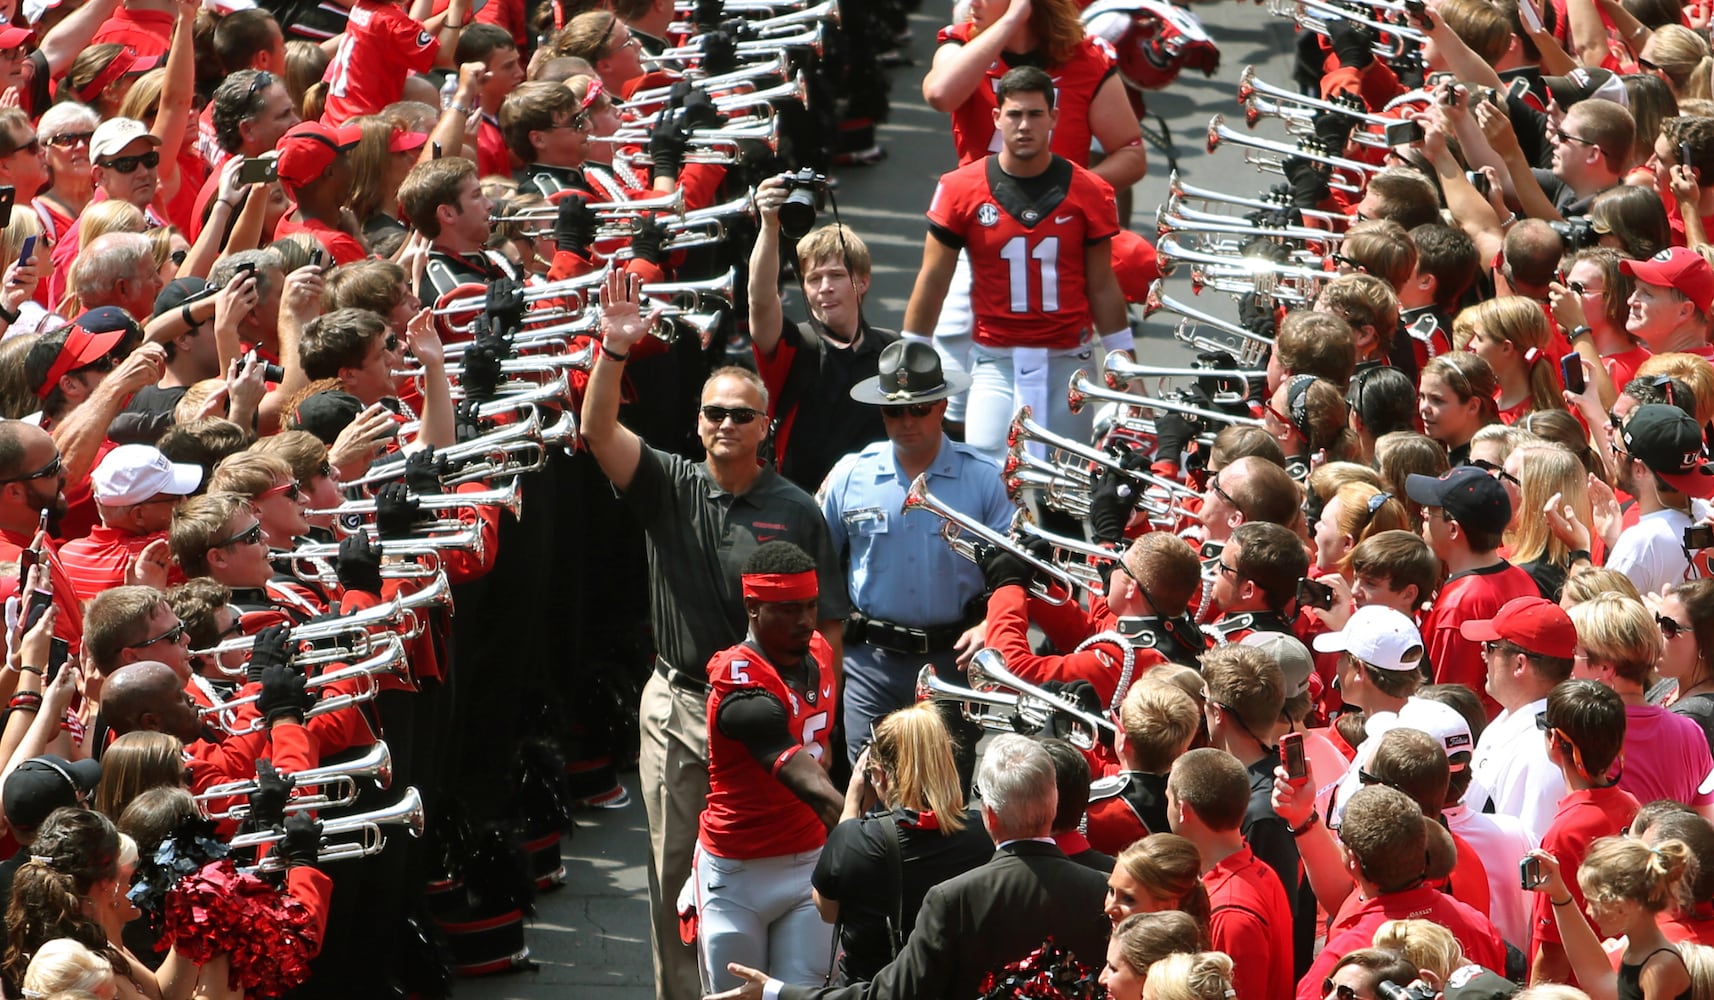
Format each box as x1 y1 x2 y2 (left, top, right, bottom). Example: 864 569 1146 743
977 203 1000 227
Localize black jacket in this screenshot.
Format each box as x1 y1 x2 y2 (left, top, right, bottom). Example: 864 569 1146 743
782 840 1110 1000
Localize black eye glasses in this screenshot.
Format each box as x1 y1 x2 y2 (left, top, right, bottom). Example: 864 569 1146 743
701 405 762 425
215 521 265 549
100 151 161 174
0 453 61 484
881 403 935 419
126 620 187 649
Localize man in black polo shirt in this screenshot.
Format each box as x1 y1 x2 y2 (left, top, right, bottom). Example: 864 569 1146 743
581 269 849 1000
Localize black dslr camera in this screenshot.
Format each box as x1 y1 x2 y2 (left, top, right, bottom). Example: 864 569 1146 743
1378 981 1437 1000
1549 217 1598 250
778 168 830 238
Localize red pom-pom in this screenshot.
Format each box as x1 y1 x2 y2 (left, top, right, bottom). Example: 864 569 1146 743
158 860 320 998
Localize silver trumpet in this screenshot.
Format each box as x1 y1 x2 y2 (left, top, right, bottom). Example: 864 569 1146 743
199 635 411 736
193 742 394 820
1165 170 1348 226
1009 518 1113 587
431 266 610 315
1269 0 1426 45
969 648 1117 750
311 481 524 528
620 73 808 125
342 413 551 491
1155 204 1343 250
1004 464 1093 518
485 189 687 228
1155 236 1324 304
627 54 791 106
1008 406 1202 503
1140 279 1276 367
1102 351 1267 393
653 25 827 63
596 192 758 242
1236 66 1397 128
1161 195 1350 244
234 787 426 870
916 665 1038 736
190 574 454 662
1205 115 1370 193
900 473 1077 605
1068 371 1266 429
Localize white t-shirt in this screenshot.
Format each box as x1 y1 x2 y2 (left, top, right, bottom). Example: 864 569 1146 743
1606 506 1695 597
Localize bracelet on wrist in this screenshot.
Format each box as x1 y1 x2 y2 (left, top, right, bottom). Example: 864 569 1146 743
449 102 475 116
1550 895 1573 906
1288 810 1320 837
16 664 41 677
600 342 630 363
1569 325 1593 341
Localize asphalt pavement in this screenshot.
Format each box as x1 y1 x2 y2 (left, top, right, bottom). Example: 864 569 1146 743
456 6 1305 997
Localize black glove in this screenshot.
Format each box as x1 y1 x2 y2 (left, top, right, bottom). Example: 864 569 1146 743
1089 468 1136 546
403 447 447 496
1238 293 1277 343
244 623 293 685
246 759 295 829
679 87 723 131
1327 17 1376 69
454 400 484 444
553 195 597 255
1283 156 1332 208
107 410 174 445
460 338 504 401
700 29 738 75
1154 412 1198 468
256 663 313 726
1038 679 1104 741
335 532 383 595
375 482 422 540
649 117 690 181
483 278 526 340
628 216 669 266
980 544 1035 593
1312 108 1360 153
693 0 723 30
280 812 323 868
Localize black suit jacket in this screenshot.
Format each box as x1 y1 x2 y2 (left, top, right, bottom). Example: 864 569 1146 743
782 840 1111 1000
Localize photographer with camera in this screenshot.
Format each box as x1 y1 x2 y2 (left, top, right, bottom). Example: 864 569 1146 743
748 170 896 493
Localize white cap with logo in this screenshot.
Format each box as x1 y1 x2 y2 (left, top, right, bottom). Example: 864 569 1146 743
92 444 202 507
1311 604 1425 672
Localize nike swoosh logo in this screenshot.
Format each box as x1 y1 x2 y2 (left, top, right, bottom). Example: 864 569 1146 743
1054 214 1074 224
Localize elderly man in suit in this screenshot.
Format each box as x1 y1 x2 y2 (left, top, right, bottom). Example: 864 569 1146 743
706 734 1112 1000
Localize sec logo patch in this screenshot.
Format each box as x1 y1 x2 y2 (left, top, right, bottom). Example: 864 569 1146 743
977 203 999 226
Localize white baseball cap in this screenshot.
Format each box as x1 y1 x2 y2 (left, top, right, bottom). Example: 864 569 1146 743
92 444 202 506
1395 698 1475 768
1311 605 1425 673
90 118 162 163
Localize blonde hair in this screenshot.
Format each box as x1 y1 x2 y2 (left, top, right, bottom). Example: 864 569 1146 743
1561 566 1641 607
1578 836 1691 912
1453 297 1563 414
1638 353 1714 428
1681 943 1714 1000
1116 834 1210 933
60 200 147 314
868 703 968 834
0 206 42 271
1568 594 1662 685
1112 911 1204 978
1505 445 1590 567
1118 680 1199 771
94 731 185 821
1372 919 1466 984
116 68 166 124
1141 952 1236 1000
1645 25 1714 101
285 40 329 120
1307 461 1383 505
795 224 872 283
1324 482 1409 574
22 940 114 998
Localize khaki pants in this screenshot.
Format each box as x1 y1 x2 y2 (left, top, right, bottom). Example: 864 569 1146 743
640 668 709 1000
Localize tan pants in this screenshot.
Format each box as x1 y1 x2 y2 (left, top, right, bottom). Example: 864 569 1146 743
639 668 709 1000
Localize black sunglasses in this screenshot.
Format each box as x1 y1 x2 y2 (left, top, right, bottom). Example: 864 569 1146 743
100 151 161 174
45 130 93 148
4 136 39 157
215 521 264 549
1658 612 1690 639
701 405 763 425
1469 458 1521 487
1322 979 1359 1000
0 453 60 484
383 333 400 352
126 620 187 649
881 403 935 419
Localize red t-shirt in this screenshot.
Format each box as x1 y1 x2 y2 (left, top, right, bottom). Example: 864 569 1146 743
58 525 184 602
274 215 367 265
320 0 439 124
1421 561 1540 718
1206 845 1293 1000
700 636 837 859
935 23 1116 166
1603 344 1652 392
1300 885 1506 1000
476 116 511 180
1530 786 1640 958
0 529 85 652
91 7 174 59
926 156 1119 350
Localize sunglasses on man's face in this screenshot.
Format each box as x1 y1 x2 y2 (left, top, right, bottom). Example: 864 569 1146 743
258 480 302 502
216 521 265 549
700 405 763 425
0 453 60 484
100 151 161 174
125 620 187 649
1322 979 1360 1000
881 403 935 419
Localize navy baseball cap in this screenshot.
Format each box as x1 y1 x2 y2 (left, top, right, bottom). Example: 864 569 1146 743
1620 403 1714 499
1405 466 1511 535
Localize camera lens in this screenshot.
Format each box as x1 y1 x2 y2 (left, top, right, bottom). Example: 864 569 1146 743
779 187 818 238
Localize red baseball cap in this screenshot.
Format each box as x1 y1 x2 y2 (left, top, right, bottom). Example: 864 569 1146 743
388 129 429 154
0 26 33 50
1621 246 1714 315
1459 596 1578 660
1112 229 1162 304
33 307 138 398
275 121 361 190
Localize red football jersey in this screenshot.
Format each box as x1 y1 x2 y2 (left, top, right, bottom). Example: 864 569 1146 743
321 0 440 124
928 156 1120 350
936 23 1116 166
700 635 837 859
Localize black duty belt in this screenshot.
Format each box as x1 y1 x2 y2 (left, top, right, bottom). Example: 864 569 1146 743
845 613 967 656
655 657 709 695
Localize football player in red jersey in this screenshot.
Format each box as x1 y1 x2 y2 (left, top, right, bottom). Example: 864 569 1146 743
695 542 844 994
900 65 1132 463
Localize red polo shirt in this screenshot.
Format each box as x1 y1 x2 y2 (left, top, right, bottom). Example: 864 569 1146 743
91 7 174 58
1530 785 1640 960
274 215 367 265
1299 885 1506 1000
1421 560 1539 718
1206 845 1293 1000
0 528 85 652
58 525 184 602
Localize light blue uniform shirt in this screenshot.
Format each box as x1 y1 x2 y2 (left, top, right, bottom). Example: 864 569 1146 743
818 434 1015 627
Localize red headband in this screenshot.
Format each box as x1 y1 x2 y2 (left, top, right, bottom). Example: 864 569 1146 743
78 51 134 104
742 570 818 602
580 77 604 111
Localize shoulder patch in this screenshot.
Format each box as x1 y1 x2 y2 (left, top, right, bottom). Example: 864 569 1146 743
1088 772 1131 801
